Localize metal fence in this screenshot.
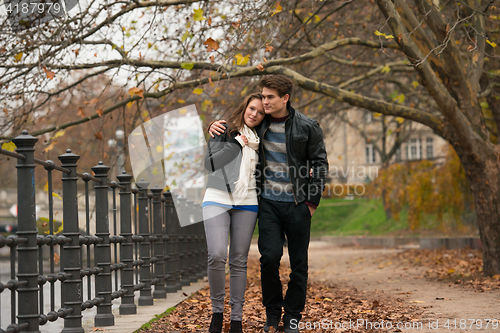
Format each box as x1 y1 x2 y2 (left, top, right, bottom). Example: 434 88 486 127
0 130 207 333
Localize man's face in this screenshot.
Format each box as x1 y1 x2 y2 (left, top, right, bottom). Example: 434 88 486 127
262 87 288 116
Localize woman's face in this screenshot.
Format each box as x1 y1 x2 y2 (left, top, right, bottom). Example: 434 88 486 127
243 98 265 128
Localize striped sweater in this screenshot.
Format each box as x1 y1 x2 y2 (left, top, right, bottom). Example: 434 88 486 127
261 116 295 202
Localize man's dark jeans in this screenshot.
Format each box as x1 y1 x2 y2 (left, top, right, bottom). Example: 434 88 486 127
258 198 311 323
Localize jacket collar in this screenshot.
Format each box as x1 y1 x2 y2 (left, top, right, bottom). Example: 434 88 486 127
267 105 295 121
258 105 295 132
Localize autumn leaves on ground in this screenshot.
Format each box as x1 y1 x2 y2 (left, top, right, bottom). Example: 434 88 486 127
140 255 423 333
392 248 500 292
137 246 500 333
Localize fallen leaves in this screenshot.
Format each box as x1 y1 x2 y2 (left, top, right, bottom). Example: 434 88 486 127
140 257 422 332
388 248 500 291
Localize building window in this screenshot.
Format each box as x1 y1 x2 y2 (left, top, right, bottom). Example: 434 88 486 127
426 137 434 159
408 138 422 160
365 112 373 123
410 138 418 159
395 147 401 162
366 143 376 164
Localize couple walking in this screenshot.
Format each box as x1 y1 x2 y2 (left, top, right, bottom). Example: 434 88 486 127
202 75 329 333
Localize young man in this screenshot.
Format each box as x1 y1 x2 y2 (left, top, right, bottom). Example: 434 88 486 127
209 75 328 333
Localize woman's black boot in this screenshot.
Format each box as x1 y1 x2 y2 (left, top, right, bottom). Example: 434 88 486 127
209 313 224 333
228 320 243 333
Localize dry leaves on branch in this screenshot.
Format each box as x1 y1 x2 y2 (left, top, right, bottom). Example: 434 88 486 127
129 87 144 98
77 107 85 118
203 38 219 52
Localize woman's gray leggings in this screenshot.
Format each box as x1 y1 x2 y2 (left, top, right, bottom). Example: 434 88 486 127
203 205 258 321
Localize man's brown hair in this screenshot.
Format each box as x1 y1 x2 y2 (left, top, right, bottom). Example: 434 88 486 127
258 75 293 99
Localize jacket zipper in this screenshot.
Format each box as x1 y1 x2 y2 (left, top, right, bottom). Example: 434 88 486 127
285 117 298 205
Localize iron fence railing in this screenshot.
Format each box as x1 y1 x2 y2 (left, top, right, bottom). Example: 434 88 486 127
0 130 207 333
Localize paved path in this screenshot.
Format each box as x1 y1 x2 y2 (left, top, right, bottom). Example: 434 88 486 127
303 242 500 332
88 241 500 333
82 282 206 333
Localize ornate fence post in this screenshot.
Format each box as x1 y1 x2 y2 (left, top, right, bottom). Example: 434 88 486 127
151 186 166 299
92 161 114 327
201 205 207 277
58 149 84 333
136 180 153 306
186 200 197 283
162 191 177 293
193 203 204 280
13 130 40 333
177 197 191 286
172 194 182 291
117 171 137 315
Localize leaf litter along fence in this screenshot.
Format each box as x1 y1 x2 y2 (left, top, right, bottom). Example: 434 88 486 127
0 130 207 333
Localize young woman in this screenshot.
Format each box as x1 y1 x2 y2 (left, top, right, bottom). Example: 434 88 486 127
203 93 265 333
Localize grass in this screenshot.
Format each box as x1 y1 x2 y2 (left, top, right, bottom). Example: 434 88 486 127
252 197 477 238
252 197 408 237
310 197 409 236
134 306 176 332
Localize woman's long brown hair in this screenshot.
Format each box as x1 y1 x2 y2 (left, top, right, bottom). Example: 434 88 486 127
226 93 263 135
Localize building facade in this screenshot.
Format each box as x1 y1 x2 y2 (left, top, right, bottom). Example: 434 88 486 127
323 110 449 184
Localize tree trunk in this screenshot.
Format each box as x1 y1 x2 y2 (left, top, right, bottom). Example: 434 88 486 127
379 162 393 221
455 145 500 276
381 187 393 221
